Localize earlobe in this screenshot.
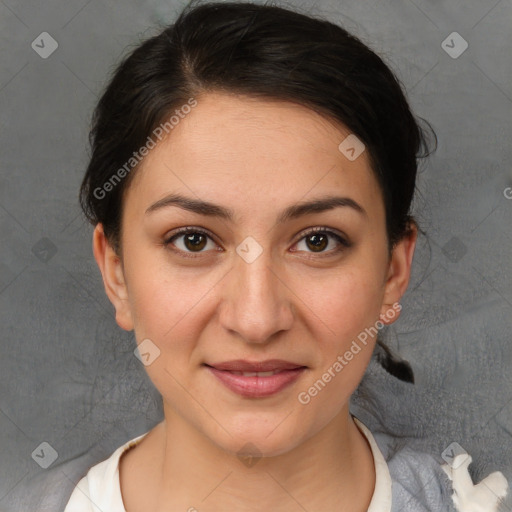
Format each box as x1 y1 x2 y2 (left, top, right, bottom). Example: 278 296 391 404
92 224 134 331
380 223 418 325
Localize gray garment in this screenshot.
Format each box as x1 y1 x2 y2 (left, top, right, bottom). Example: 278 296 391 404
372 430 458 512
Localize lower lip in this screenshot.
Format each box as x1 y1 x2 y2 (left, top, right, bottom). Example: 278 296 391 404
206 366 306 398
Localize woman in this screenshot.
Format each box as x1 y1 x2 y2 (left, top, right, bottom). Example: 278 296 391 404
64 2 509 511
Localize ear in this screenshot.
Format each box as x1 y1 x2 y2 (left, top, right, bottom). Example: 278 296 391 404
92 223 134 331
379 221 418 325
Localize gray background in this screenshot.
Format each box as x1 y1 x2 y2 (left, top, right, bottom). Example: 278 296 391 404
0 0 511 510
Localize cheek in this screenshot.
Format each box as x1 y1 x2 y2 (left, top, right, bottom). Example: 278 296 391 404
124 244 224 358
125 262 215 399
294 263 384 406
126 243 385 351
305 265 384 346
128 265 207 340
295 276 380 424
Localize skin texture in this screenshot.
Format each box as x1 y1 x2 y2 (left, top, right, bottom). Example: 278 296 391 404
93 91 417 511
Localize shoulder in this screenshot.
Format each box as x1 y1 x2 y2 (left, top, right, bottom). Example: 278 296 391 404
63 432 149 512
385 442 458 511
441 453 510 512
371 430 510 512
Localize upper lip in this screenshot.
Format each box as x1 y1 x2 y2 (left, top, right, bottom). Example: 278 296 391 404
205 359 306 372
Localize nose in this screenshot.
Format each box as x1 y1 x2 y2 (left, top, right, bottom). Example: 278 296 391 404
218 245 295 344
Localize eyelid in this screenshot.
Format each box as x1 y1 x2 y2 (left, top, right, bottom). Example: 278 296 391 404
164 226 217 243
294 226 350 246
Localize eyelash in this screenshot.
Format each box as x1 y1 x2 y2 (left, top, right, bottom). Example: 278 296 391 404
163 226 351 259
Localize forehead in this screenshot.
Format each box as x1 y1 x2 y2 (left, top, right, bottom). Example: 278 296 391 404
124 92 383 223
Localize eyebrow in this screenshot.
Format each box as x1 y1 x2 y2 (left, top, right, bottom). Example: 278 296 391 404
145 193 367 223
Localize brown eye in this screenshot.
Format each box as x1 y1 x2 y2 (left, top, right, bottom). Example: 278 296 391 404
164 227 217 255
293 227 351 256
305 232 329 252
182 232 208 251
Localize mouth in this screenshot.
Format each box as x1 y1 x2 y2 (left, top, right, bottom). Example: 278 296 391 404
203 359 308 398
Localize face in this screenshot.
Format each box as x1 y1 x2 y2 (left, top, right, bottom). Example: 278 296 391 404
94 91 416 457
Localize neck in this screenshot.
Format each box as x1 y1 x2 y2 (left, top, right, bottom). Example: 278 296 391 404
133 404 377 512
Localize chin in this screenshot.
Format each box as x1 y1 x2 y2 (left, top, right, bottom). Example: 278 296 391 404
210 412 309 459
222 434 299 460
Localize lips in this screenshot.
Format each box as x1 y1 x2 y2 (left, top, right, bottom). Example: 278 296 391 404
204 359 307 398
206 359 305 372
